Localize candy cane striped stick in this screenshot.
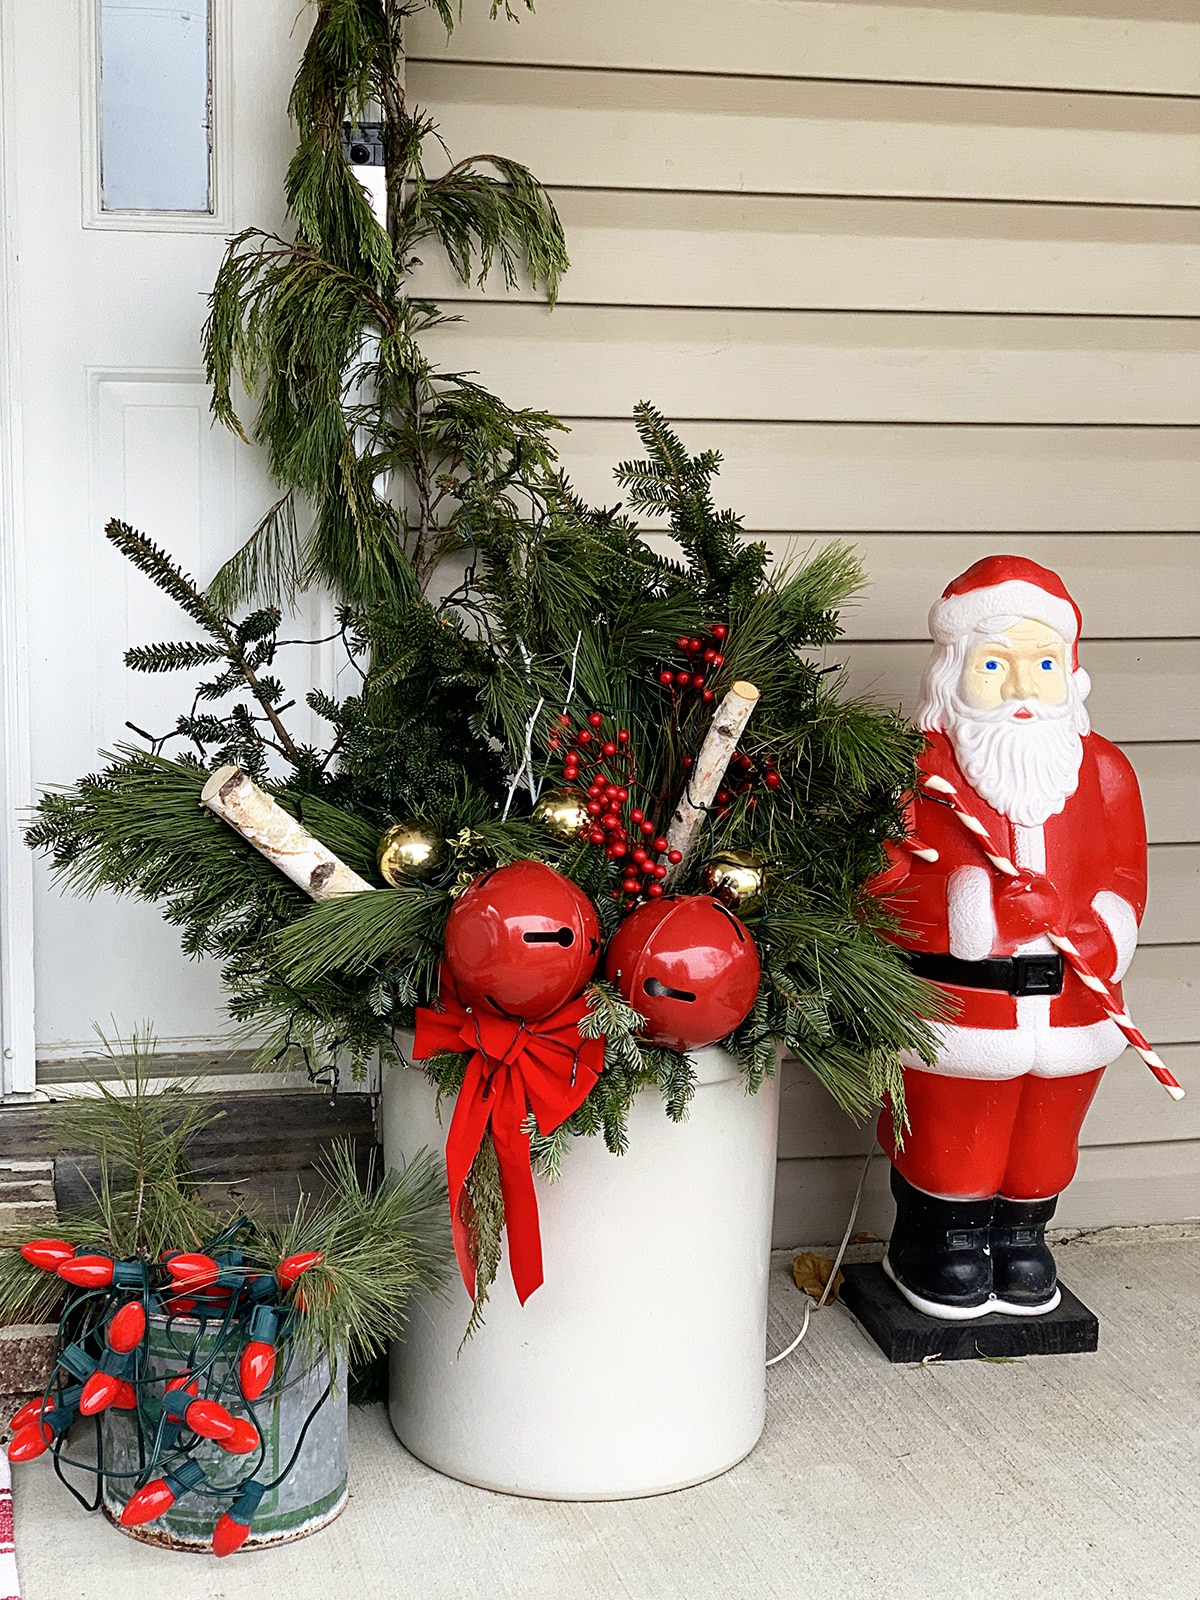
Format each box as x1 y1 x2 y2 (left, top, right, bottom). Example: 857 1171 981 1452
920 772 1184 1102
900 835 939 863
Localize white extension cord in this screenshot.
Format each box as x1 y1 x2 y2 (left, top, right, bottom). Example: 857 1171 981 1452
765 1143 877 1368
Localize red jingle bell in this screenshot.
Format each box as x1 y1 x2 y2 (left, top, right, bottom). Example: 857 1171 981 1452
605 895 761 1051
443 860 601 1021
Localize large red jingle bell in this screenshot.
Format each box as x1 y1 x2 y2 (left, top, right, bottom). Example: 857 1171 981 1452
443 860 601 1021
605 895 761 1051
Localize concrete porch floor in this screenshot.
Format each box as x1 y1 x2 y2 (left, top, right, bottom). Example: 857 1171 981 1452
13 1231 1200 1600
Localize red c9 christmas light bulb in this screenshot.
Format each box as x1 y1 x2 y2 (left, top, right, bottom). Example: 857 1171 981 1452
79 1370 123 1416
185 1399 237 1442
161 1382 236 1441
276 1250 323 1290
120 1461 205 1528
56 1254 114 1288
7 1419 53 1462
9 1396 53 1433
120 1480 173 1526
20 1239 76 1272
238 1306 278 1401
239 1343 274 1400
212 1480 266 1557
112 1379 138 1410
164 1253 220 1292
221 1416 260 1456
107 1299 146 1352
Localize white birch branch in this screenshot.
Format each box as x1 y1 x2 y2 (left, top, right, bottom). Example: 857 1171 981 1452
200 765 374 901
663 681 761 886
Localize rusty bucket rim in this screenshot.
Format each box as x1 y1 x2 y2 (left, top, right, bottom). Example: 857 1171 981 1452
100 1482 350 1553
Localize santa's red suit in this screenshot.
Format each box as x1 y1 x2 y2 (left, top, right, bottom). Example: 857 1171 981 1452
873 559 1147 1204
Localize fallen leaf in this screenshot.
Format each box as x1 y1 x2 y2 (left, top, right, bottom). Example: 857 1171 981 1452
792 1252 843 1305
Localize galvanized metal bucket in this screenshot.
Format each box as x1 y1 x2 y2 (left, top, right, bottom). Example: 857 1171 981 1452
100 1312 348 1551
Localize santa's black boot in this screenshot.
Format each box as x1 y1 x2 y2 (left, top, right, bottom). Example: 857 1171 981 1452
882 1167 995 1320
990 1195 1061 1316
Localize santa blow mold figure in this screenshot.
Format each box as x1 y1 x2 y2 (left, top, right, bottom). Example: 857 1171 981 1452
872 556 1152 1321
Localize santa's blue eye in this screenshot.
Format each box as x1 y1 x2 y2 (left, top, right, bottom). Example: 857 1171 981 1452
1040 659 1055 670
983 659 1000 671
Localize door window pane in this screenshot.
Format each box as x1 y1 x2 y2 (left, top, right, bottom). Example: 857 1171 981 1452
100 1 211 212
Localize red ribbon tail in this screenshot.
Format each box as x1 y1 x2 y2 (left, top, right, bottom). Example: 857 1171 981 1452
442 1059 495 1303
490 1083 543 1305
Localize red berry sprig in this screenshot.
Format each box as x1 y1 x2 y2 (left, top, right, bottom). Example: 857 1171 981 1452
657 623 728 707
554 711 682 909
714 747 780 817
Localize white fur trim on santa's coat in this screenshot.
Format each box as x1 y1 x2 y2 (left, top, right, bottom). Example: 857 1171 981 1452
1013 824 1046 874
902 997 1125 1081
1092 891 1138 982
947 866 997 962
929 580 1079 651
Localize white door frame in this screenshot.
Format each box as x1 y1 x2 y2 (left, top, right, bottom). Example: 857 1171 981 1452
0 0 37 1097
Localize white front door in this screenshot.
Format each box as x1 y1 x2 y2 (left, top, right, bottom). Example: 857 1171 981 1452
0 0 312 1090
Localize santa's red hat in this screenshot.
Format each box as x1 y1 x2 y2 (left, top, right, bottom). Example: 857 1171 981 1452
929 555 1083 670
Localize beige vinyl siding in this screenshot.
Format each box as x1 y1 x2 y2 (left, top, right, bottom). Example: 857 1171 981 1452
409 0 1200 1242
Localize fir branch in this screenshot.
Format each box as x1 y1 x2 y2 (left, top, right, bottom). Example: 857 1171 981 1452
459 1131 504 1343
528 1118 573 1184
108 519 303 765
123 640 229 674
107 519 229 638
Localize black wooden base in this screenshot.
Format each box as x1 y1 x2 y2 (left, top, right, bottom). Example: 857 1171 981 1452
839 1261 1099 1364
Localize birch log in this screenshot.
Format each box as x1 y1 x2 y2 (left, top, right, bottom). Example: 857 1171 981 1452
663 681 760 886
200 765 374 901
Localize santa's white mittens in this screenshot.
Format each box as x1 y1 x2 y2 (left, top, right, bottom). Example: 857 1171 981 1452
1092 891 1139 982
947 866 997 962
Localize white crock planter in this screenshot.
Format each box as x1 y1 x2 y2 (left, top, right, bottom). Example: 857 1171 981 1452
382 1043 780 1500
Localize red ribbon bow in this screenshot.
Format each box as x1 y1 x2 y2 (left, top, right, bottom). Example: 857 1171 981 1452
413 979 604 1304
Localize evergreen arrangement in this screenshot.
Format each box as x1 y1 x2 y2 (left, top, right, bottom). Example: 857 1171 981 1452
1 1034 448 1554
26 0 939 1316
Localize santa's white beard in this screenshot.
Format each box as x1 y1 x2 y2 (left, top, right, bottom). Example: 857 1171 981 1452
948 701 1084 827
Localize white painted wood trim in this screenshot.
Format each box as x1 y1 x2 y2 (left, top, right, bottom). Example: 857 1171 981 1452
79 0 235 234
0 0 36 1098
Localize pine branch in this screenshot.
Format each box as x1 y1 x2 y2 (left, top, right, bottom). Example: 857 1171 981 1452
205 493 305 612
257 1140 450 1364
273 885 448 987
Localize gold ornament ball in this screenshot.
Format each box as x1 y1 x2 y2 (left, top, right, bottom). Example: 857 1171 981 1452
701 849 767 915
532 788 590 842
377 823 449 886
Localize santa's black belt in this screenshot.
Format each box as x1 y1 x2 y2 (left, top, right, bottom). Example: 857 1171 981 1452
902 951 1065 997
